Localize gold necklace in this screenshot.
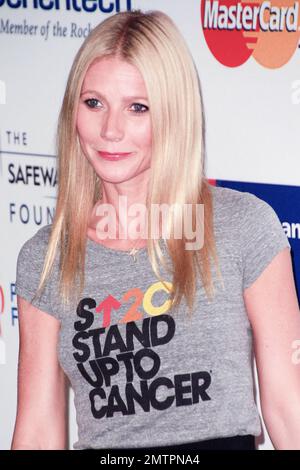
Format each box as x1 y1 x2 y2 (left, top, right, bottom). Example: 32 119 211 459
128 239 143 262
97 192 144 262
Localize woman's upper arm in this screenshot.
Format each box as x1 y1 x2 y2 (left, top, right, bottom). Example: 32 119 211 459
243 247 300 420
11 296 68 450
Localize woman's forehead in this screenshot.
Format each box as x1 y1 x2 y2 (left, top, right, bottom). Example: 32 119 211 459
82 57 147 95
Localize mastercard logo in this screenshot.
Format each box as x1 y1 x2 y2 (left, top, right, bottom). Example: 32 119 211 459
201 0 300 68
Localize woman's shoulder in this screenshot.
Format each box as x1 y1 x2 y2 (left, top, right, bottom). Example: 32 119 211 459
208 185 287 245
210 183 255 204
17 224 53 259
210 183 289 250
31 223 52 241
209 184 271 217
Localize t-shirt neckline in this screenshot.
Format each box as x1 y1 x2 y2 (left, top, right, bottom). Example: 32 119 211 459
86 235 149 256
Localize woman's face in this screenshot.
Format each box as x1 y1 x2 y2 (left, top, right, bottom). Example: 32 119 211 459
76 56 152 184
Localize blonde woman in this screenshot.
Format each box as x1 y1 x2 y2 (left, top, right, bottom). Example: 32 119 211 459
12 10 300 451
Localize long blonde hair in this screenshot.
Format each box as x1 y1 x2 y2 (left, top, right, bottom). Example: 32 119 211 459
33 9 223 316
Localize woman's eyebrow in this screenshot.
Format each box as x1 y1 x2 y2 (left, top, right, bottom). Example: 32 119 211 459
80 89 148 101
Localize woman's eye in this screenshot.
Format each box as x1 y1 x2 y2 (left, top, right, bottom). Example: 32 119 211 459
130 103 149 114
84 98 101 109
83 99 148 114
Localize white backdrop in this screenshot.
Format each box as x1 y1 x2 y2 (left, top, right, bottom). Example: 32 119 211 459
1 0 299 450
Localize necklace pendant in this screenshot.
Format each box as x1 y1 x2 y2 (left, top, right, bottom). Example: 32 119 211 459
129 247 139 262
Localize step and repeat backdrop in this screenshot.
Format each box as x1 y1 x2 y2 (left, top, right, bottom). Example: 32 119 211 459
0 0 299 450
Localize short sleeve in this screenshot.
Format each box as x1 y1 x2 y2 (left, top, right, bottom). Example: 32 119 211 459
15 226 61 321
239 193 291 291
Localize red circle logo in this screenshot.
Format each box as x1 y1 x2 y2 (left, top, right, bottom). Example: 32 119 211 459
201 0 300 68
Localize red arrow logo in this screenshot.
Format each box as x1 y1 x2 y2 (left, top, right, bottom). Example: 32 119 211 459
95 295 121 328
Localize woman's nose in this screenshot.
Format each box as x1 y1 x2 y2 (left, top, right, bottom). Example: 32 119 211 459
100 108 124 142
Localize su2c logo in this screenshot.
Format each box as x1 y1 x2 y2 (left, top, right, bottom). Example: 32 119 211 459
201 0 300 68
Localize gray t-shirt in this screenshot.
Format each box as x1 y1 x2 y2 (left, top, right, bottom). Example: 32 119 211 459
15 185 291 449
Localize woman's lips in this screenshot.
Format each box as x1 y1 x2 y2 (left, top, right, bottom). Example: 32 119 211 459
98 151 133 161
